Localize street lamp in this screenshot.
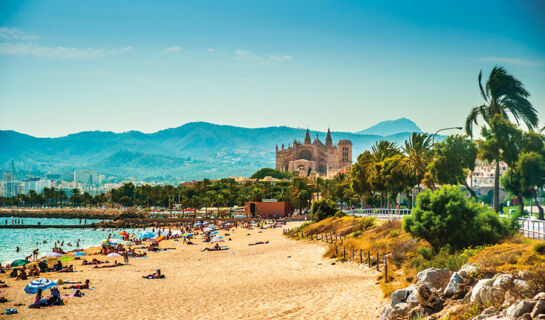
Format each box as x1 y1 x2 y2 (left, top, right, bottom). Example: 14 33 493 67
431 127 463 144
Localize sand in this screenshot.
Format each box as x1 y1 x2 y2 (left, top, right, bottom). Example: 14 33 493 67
1 222 386 319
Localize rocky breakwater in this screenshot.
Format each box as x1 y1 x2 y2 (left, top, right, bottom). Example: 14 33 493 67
381 264 545 320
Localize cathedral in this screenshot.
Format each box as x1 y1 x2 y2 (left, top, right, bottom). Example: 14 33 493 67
275 129 352 177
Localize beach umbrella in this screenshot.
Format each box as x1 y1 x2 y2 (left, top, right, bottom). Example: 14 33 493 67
210 231 218 235
203 221 209 225
11 259 29 267
193 222 203 227
139 231 155 239
102 241 111 247
156 235 166 242
109 239 122 245
210 239 225 244
211 236 223 240
118 231 129 236
203 227 213 232
121 241 134 245
43 252 64 258
183 233 194 238
106 253 122 257
24 278 57 294
60 256 74 263
72 252 86 257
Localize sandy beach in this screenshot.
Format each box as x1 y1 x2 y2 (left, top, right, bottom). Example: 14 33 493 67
1 222 385 319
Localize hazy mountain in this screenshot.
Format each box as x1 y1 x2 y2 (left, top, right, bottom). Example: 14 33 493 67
356 118 422 136
0 121 423 181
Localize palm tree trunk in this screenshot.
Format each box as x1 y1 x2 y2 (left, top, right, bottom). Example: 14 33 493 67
518 191 524 216
493 160 500 213
461 180 477 199
534 192 544 220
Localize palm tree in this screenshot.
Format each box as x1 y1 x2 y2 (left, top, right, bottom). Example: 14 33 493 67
465 66 539 212
402 132 432 193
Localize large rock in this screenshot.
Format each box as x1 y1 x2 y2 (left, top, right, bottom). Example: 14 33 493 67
513 279 530 294
480 286 504 306
505 300 536 319
417 284 443 311
532 300 545 319
380 306 392 320
470 278 494 305
459 263 480 278
492 274 513 290
389 303 409 319
444 272 465 297
417 268 451 291
534 292 545 301
390 285 416 306
406 289 419 308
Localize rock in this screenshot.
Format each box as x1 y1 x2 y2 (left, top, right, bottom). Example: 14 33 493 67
389 303 409 319
380 306 392 320
505 300 536 319
390 285 416 306
513 279 530 294
417 284 443 311
534 292 545 301
480 286 504 305
406 290 419 308
459 263 480 278
492 274 513 290
408 306 428 319
532 300 545 318
471 278 494 305
417 268 451 291
444 272 465 297
516 313 532 320
535 315 545 320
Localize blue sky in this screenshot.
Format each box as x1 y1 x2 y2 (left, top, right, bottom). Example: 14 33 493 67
0 0 544 137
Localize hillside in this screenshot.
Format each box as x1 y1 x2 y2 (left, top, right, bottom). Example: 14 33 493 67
356 118 422 136
0 122 423 181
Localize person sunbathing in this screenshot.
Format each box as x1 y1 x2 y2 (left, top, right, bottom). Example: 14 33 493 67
16 267 27 280
64 279 90 290
93 261 123 269
248 241 269 246
28 265 40 277
142 269 164 279
57 265 74 273
202 243 222 251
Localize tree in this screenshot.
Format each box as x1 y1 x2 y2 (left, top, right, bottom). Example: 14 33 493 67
518 152 545 220
465 66 539 211
403 132 432 193
310 199 338 222
403 185 514 251
427 135 478 198
250 168 293 180
288 177 312 214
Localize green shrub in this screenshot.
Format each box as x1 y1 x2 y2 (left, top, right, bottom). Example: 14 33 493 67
359 217 375 230
403 185 513 251
417 247 434 260
334 210 346 218
350 230 363 238
310 199 338 222
534 242 545 255
389 230 399 238
295 221 312 233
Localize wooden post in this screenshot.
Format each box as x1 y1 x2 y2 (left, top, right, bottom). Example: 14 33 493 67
335 243 338 256
384 255 388 282
351 248 354 261
343 247 346 260
376 252 380 271
359 249 363 263
368 251 371 267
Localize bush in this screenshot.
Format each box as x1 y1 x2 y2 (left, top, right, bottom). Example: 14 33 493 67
295 221 312 233
389 230 399 238
310 199 338 222
534 242 545 255
403 186 514 251
334 210 346 218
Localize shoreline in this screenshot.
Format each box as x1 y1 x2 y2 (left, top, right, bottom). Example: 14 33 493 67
0 222 386 319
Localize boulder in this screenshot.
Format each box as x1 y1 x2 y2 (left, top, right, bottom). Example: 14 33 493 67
459 263 480 278
417 284 443 311
380 306 392 320
470 278 494 305
417 268 451 291
505 300 536 319
444 272 465 297
390 285 416 306
492 274 513 290
513 279 530 294
517 313 532 320
532 299 545 319
406 289 419 308
535 315 545 320
407 306 430 319
534 292 545 301
479 286 505 306
389 303 409 319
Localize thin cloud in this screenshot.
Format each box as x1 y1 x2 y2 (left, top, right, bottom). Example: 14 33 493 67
480 57 545 67
162 46 182 54
207 48 216 52
0 42 133 59
0 27 38 41
235 49 249 60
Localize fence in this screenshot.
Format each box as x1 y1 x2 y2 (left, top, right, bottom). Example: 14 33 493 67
283 228 391 282
345 208 412 220
519 218 545 241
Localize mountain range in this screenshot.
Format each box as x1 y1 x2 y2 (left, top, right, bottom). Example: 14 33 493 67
0 118 425 182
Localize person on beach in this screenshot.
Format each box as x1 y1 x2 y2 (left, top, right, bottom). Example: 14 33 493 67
143 269 164 279
29 264 40 277
123 252 129 264
29 288 43 308
64 279 90 290
16 266 28 280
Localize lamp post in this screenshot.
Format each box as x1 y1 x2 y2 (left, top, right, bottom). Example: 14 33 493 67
431 127 463 144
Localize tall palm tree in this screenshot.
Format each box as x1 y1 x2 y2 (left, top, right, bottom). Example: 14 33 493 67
465 66 539 212
402 132 432 193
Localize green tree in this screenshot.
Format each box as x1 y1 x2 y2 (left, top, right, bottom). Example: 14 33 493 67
465 67 539 212
403 132 432 193
250 168 292 180
403 185 514 251
310 199 338 222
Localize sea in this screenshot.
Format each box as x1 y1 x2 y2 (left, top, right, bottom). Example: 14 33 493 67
0 217 141 264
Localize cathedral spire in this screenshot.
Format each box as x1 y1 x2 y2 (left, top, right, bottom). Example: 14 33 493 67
325 128 332 147
304 128 311 144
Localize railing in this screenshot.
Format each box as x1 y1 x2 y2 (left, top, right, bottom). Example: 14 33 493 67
518 218 545 241
344 208 412 220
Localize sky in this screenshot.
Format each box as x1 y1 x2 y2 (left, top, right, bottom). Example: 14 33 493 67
0 0 544 138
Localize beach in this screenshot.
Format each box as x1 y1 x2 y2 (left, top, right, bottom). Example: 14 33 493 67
1 222 386 319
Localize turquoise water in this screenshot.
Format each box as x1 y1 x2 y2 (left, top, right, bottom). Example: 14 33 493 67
1 217 104 226
0 218 143 265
